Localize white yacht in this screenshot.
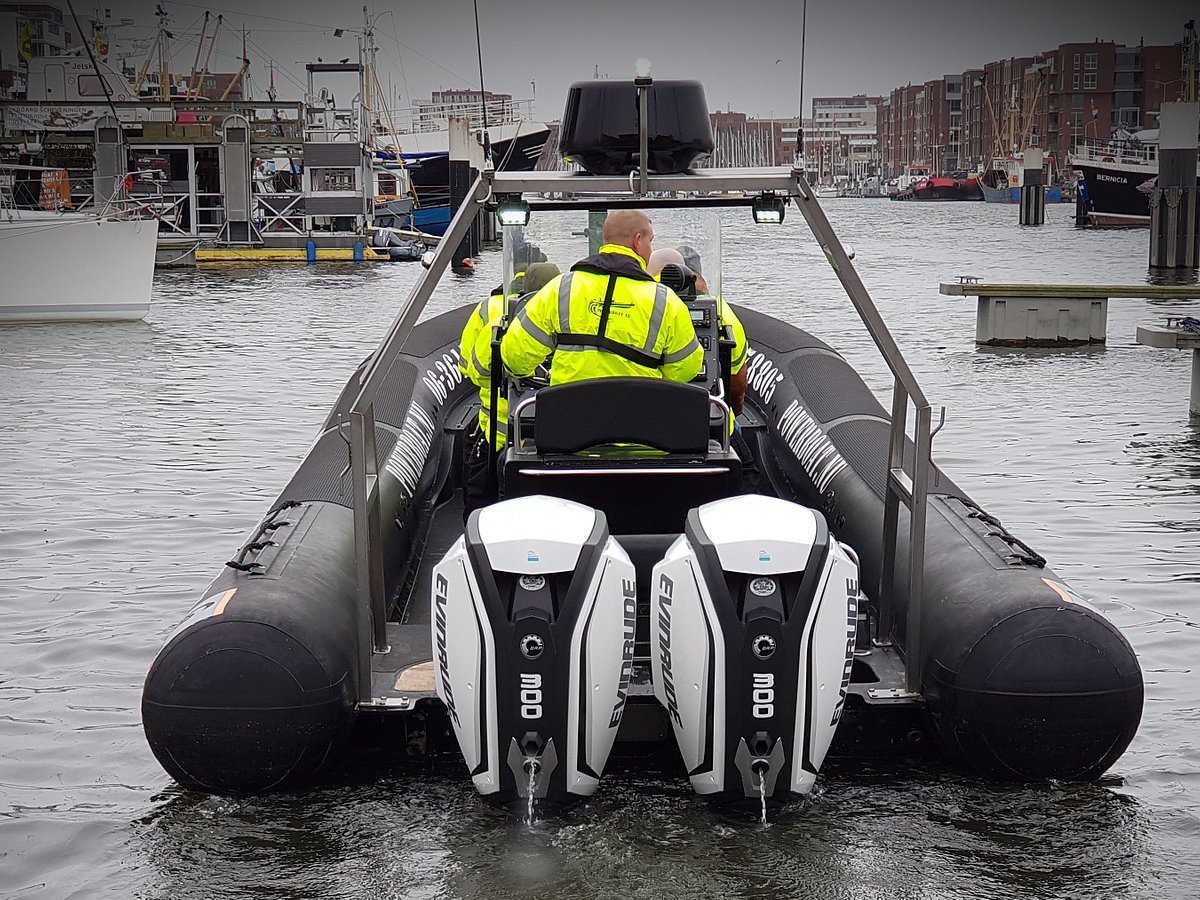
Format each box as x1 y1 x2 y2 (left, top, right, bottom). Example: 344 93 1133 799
1 167 157 324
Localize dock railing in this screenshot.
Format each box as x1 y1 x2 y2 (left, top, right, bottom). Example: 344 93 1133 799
344 165 935 702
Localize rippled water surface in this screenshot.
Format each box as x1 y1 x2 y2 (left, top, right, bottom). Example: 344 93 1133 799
2 200 1198 899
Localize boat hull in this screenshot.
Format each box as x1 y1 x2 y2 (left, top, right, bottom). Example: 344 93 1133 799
143 305 1143 792
0 214 157 323
1073 159 1157 227
982 184 1066 203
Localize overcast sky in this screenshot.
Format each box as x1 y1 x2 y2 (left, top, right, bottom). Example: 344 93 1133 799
93 0 1193 117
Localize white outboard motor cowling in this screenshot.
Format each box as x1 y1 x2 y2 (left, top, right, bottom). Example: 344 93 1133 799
432 495 636 810
651 495 859 807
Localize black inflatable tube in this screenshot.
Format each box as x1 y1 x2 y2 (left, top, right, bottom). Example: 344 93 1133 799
735 305 1142 781
143 304 1143 792
143 308 477 794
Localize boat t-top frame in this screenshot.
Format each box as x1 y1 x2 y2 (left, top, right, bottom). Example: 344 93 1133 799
340 158 937 707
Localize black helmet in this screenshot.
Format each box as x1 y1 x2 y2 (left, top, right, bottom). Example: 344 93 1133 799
676 244 702 275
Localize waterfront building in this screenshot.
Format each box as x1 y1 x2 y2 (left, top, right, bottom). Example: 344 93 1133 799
876 33 1191 179
802 95 881 184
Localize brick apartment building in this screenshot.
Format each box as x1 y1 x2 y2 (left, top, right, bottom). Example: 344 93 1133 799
877 32 1191 178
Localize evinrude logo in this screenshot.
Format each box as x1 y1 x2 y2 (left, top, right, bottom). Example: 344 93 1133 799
657 574 683 727
830 576 859 727
434 573 460 727
609 578 638 728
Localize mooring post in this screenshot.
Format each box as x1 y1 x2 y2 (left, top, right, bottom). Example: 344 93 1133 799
1019 147 1045 226
1149 101 1200 269
448 115 481 271
1074 170 1090 227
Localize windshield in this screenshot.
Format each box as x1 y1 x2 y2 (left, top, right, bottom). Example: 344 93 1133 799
500 208 722 300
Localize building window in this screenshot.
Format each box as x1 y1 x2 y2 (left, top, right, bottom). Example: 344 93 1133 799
1084 53 1098 70
1073 53 1080 70
1073 74 1080 89
1084 73 1097 90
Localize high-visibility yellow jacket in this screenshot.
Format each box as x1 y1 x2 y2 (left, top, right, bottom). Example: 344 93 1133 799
716 297 748 375
457 289 506 377
500 244 703 386
464 305 516 449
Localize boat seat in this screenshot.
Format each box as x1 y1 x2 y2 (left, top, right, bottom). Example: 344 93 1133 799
501 377 742 533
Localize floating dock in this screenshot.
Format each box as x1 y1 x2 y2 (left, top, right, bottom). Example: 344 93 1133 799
940 279 1200 346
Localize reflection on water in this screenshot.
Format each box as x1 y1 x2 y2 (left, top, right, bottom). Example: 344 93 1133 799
2 202 1200 898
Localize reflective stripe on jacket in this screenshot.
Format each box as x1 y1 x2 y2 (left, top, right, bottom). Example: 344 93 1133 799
457 291 506 376
465 313 511 449
500 244 703 385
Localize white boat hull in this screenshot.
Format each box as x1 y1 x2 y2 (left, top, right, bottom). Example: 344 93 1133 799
0 213 157 323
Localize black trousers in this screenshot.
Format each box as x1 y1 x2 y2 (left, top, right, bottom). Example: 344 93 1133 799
462 423 500 522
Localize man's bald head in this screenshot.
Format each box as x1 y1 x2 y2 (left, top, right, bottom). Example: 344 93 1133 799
603 210 654 263
647 247 685 277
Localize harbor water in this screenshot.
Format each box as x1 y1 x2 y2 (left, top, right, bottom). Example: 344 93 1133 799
2 200 1198 899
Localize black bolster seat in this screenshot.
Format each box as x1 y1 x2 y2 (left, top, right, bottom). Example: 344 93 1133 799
503 377 742 533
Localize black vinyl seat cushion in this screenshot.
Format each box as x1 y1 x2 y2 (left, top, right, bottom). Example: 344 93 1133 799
533 377 711 454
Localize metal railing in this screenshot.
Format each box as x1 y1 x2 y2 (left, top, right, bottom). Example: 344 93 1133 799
343 163 936 701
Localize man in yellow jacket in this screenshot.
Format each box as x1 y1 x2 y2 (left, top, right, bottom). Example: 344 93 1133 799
500 210 703 390
647 246 749 417
464 262 561 450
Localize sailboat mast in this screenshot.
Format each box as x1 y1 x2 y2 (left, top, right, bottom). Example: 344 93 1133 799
187 11 209 98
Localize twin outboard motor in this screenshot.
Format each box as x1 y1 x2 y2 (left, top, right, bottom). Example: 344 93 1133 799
433 493 859 812
652 495 859 807
432 496 637 811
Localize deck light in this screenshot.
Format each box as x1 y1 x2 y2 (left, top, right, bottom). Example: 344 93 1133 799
752 194 786 224
496 195 531 227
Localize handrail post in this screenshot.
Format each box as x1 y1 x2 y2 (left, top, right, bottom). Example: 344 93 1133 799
344 170 490 704
350 400 388 702
789 167 934 700
906 402 933 694
877 377 907 643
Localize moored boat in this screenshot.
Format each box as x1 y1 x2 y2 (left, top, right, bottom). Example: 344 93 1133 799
1070 136 1162 227
1 165 157 324
142 78 1143 812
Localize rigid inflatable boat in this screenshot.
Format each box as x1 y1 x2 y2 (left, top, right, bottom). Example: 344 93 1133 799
143 79 1142 810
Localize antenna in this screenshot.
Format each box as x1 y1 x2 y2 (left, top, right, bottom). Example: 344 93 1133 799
471 0 492 164
796 0 807 167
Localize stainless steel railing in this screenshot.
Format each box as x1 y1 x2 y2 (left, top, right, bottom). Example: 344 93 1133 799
343 164 935 701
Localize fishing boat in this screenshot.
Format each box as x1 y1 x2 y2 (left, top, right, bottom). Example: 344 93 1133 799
1 165 157 323
142 78 1143 813
1070 135 1162 227
980 155 1066 204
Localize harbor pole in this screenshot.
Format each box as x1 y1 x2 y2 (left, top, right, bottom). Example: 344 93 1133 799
1019 147 1045 226
1150 102 1200 269
448 116 481 270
